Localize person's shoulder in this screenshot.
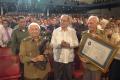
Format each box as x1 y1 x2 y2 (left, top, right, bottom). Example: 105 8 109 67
11 28 19 35
53 27 60 32
8 27 13 30
68 27 76 32
13 27 19 32
22 36 32 42
13 25 19 29
55 27 60 30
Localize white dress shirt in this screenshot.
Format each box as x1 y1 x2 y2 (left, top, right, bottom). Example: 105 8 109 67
0 27 13 47
51 27 79 63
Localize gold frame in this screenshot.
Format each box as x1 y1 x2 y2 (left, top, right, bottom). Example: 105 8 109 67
79 33 118 73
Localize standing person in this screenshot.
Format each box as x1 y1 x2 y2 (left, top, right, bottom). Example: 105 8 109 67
19 22 51 80
11 16 29 80
0 19 12 47
79 15 107 80
50 14 79 80
108 22 120 80
11 16 28 55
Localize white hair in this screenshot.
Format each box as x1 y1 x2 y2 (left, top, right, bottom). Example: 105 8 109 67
28 22 40 30
60 14 71 21
60 14 72 25
88 15 99 23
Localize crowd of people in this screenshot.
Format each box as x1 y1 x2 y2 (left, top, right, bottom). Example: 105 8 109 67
0 14 120 80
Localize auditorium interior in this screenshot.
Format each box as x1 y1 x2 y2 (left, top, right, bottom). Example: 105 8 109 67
0 0 120 80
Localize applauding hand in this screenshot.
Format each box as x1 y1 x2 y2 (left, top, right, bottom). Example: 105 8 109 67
61 40 70 48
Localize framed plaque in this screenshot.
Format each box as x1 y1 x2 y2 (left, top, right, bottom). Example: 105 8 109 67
79 33 118 73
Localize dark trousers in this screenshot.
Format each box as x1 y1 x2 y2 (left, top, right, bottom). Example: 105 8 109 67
54 61 73 80
109 59 120 80
20 62 24 80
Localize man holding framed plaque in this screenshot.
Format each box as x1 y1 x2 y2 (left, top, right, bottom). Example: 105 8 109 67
79 15 109 80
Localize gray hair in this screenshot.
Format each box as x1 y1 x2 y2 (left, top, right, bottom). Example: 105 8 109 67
88 15 99 23
60 14 72 24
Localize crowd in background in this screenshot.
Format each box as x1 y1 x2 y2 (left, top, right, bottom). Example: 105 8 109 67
0 14 120 43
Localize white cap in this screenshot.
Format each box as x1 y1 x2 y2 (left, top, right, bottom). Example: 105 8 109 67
28 22 41 30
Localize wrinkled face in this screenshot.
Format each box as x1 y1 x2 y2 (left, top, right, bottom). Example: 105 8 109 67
87 18 98 31
28 24 40 38
60 16 70 28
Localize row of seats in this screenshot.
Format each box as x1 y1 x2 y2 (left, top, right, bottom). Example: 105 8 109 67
0 48 20 80
0 47 84 80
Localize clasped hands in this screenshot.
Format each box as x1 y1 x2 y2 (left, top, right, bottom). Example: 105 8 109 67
60 40 70 48
31 55 45 62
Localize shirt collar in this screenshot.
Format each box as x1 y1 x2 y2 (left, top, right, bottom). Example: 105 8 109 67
59 26 71 32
